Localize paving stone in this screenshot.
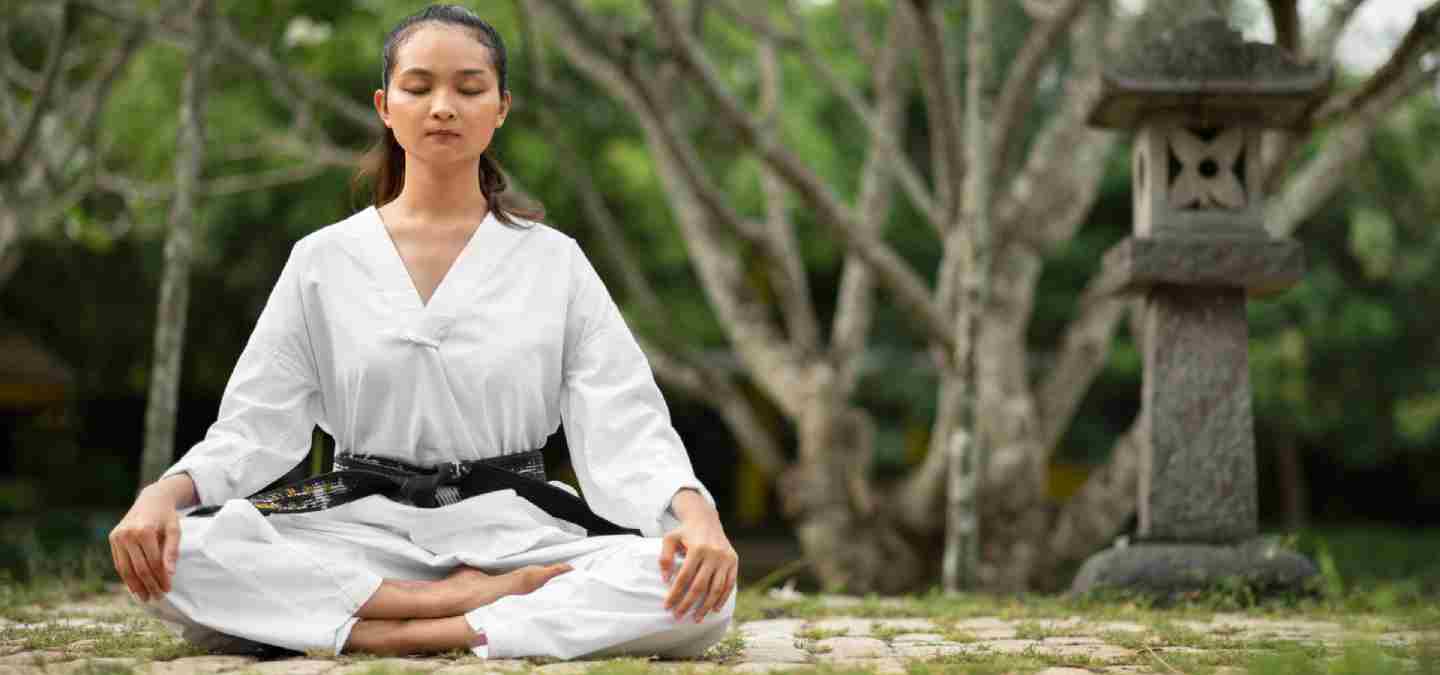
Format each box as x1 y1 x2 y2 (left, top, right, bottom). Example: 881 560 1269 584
974 639 1043 655
731 663 813 673
890 633 946 643
1093 621 1149 634
636 662 709 673
827 658 905 674
43 658 143 674
808 618 872 636
242 658 339 674
326 658 450 675
145 655 259 674
63 640 98 654
813 637 890 660
433 659 530 673
531 662 594 675
1040 636 1109 647
738 620 805 639
0 651 66 665
892 642 982 659
1378 631 1440 646
1040 643 1137 662
870 619 937 633
950 618 1017 640
738 641 809 664
952 618 1011 630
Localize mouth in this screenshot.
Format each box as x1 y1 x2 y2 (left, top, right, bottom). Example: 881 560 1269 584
427 131 462 138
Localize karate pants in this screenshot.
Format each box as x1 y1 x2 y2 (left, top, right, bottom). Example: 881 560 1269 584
138 492 735 659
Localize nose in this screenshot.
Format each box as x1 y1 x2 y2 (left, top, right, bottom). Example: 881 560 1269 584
430 92 457 121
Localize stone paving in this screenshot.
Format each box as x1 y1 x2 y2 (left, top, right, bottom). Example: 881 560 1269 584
1 590 1435 674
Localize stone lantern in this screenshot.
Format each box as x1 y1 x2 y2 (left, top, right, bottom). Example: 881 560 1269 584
1071 11 1329 596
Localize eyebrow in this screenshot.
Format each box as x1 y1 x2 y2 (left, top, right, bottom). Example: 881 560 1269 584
397 67 490 78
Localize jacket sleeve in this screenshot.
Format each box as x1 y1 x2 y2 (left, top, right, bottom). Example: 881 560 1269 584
559 239 715 537
158 239 323 506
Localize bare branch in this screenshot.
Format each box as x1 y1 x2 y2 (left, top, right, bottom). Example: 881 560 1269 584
896 430 948 532
2 2 72 174
995 5 1114 251
991 0 1088 183
0 13 20 130
836 0 876 64
59 17 151 173
832 15 909 393
1266 0 1301 55
639 338 789 476
713 0 945 232
758 37 823 353
1311 2 1440 126
646 0 956 354
212 19 378 133
899 0 965 225
1269 61 1439 237
514 0 790 476
1306 0 1366 63
527 0 816 417
73 0 380 133
1036 271 1131 455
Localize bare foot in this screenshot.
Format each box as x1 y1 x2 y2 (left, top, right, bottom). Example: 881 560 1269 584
444 563 573 611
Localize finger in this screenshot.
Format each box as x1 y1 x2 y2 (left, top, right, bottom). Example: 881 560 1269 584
109 539 141 600
118 543 151 601
138 529 169 595
663 552 700 610
713 566 737 615
696 562 733 622
674 559 715 621
658 533 680 583
542 564 573 582
126 541 164 599
163 520 182 582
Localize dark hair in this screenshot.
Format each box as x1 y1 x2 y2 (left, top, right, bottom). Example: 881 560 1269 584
350 4 542 228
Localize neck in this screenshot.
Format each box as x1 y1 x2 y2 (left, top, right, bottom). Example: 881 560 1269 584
390 157 490 223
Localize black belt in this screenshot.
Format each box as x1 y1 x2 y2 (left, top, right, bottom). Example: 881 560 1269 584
188 449 640 537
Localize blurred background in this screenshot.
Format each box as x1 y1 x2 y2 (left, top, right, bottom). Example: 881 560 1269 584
1 0 1437 598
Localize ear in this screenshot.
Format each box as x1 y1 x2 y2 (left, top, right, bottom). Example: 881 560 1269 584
373 89 390 128
496 91 512 128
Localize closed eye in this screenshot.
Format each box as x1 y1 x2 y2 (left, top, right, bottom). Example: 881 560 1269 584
404 89 486 96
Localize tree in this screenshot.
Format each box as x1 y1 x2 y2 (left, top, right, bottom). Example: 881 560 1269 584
521 0 1440 591
139 0 212 487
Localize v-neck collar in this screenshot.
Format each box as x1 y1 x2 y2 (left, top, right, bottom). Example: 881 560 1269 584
367 204 494 313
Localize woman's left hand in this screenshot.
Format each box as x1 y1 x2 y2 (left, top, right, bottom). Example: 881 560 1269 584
659 492 738 623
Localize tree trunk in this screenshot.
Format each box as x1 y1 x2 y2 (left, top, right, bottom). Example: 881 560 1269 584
944 0 995 593
781 391 931 593
139 0 211 488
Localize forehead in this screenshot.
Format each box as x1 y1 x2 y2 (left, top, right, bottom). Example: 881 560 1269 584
393 24 495 76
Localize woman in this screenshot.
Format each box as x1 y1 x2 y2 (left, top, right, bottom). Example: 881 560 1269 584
108 4 737 660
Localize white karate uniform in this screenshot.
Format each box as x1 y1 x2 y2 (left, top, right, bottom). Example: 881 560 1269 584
142 206 733 659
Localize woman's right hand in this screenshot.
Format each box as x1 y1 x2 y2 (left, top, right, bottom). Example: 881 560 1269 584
109 488 182 603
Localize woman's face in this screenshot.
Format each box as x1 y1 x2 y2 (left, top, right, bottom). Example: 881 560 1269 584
373 24 510 168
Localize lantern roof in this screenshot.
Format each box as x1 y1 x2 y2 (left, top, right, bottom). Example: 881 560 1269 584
1088 12 1331 129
